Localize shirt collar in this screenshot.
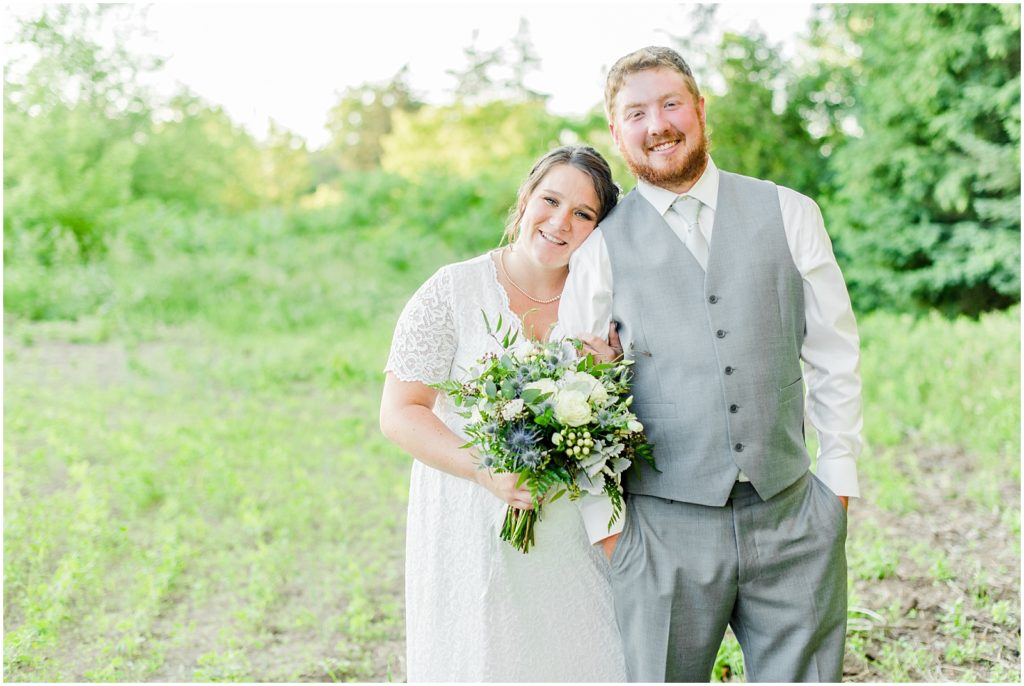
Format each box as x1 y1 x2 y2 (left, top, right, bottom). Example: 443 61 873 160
635 156 720 216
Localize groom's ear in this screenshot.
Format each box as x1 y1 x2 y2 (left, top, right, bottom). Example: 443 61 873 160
608 120 620 147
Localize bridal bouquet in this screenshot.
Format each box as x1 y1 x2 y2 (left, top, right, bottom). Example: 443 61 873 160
433 313 655 554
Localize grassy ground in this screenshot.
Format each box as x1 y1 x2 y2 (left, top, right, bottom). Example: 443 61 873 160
3 205 1020 681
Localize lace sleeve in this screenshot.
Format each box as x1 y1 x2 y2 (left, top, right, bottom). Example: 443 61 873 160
384 266 458 384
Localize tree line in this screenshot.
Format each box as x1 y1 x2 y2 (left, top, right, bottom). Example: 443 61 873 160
3 4 1019 316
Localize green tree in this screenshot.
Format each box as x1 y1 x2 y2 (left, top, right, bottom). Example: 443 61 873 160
379 99 570 181
3 4 159 121
132 90 264 212
446 19 548 105
827 3 1021 315
324 66 422 173
3 4 158 256
706 30 827 198
259 120 313 206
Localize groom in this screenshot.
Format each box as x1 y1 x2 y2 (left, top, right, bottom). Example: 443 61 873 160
564 46 863 682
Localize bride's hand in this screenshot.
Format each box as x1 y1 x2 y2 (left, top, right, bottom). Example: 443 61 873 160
579 322 623 364
476 469 534 510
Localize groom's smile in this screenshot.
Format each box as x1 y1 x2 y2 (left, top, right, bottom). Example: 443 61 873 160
649 138 680 153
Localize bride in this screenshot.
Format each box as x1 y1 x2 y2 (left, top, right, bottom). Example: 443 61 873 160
379 145 626 682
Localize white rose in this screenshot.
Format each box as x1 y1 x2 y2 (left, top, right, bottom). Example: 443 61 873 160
524 378 558 399
501 398 525 420
627 419 644 433
554 389 592 427
562 371 609 405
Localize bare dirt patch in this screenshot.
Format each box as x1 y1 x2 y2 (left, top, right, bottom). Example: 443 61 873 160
841 447 1021 682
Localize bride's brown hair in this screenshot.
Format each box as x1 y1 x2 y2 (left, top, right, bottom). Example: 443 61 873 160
502 145 619 245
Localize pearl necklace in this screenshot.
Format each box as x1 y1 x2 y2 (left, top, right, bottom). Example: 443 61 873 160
498 248 562 305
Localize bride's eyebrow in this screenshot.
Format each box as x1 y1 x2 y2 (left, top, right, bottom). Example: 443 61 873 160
541 188 597 216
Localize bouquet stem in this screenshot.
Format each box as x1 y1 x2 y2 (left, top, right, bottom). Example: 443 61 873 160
500 505 538 554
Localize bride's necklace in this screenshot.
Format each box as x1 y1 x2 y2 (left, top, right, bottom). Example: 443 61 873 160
498 247 562 305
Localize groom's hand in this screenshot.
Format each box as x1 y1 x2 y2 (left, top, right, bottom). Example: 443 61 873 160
839 496 849 511
599 532 621 561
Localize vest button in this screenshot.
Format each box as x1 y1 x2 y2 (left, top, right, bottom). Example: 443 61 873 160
708 295 719 304
724 366 735 375
729 404 739 413
734 443 744 452
716 329 727 339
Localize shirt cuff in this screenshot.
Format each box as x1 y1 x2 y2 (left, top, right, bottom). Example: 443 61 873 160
577 492 626 544
815 456 860 498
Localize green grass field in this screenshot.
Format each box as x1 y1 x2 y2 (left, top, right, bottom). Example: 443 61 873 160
4 205 1020 681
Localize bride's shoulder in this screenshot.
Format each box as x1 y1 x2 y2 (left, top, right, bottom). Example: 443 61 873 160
441 251 498 283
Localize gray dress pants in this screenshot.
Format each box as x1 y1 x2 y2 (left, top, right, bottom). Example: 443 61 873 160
608 471 848 682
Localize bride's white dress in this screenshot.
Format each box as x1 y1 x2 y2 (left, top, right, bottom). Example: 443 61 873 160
385 252 626 683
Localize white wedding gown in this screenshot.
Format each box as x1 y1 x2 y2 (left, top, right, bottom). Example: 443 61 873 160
385 252 626 683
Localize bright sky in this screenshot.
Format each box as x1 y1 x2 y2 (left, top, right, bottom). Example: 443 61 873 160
7 2 816 149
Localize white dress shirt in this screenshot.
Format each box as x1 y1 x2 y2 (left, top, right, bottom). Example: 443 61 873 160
560 158 864 544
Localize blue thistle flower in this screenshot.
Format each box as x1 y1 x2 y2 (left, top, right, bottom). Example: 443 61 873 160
505 421 542 456
594 409 615 428
516 447 543 471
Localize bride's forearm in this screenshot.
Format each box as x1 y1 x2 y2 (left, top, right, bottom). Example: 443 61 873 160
380 402 482 483
380 374 532 508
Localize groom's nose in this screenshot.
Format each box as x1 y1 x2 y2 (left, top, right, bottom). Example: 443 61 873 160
647 108 671 135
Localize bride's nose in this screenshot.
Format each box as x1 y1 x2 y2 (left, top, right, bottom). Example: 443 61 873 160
548 208 571 232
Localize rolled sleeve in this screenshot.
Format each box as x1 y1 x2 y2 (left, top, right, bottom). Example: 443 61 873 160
577 492 626 544
553 229 613 342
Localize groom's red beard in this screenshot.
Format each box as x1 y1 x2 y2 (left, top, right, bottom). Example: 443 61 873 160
620 123 711 189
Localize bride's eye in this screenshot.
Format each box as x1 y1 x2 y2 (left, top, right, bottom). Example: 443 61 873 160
543 196 558 206
575 210 595 221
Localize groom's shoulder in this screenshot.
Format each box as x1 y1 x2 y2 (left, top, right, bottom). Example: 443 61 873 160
718 167 780 195
599 188 648 233
718 168 819 209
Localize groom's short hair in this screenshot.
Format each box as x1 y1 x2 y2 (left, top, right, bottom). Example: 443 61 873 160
604 46 702 120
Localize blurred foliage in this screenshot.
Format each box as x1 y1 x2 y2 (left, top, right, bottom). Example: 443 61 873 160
133 91 263 211
324 66 422 174
825 4 1021 316
705 30 828 198
3 3 1020 316
382 99 568 180
3 4 312 260
446 18 548 105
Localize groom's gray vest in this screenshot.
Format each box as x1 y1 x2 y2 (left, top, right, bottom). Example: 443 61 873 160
605 171 809 507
